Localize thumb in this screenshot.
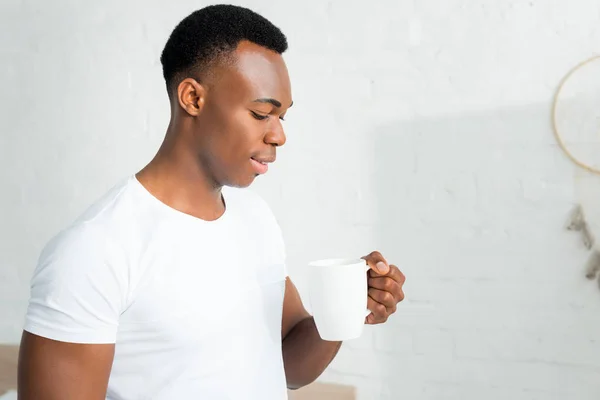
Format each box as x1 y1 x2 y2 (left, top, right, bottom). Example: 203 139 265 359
362 251 390 275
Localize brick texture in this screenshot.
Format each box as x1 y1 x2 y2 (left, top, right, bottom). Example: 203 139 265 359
2 0 600 399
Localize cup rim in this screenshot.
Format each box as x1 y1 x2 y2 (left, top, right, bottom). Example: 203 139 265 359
307 258 365 268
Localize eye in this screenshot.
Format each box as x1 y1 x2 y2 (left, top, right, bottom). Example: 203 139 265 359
250 111 268 120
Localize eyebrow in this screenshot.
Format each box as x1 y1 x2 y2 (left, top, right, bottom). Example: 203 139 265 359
252 98 293 108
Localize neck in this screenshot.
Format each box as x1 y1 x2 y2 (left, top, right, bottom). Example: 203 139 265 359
136 122 225 221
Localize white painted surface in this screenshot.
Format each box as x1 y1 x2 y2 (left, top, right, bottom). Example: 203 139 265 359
2 1 600 398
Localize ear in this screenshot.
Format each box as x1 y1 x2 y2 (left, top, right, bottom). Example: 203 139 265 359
176 78 207 117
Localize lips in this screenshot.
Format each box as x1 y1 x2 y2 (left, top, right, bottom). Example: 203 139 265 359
250 156 273 175
251 155 276 164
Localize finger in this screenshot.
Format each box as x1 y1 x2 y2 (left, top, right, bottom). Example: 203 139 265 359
368 277 405 302
368 288 397 309
387 265 406 285
366 296 389 324
362 251 389 275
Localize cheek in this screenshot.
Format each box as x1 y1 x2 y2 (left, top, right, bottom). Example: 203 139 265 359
210 128 251 172
201 107 260 167
226 114 261 153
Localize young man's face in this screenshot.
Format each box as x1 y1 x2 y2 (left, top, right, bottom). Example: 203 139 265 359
193 40 293 188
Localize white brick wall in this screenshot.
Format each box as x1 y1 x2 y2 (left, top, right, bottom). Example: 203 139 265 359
2 0 600 398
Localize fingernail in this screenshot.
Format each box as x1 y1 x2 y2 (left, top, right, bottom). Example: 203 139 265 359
376 261 387 273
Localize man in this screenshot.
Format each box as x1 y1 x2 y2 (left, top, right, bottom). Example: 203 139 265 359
18 4 405 399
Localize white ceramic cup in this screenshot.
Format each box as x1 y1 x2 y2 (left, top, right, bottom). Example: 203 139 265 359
307 258 371 341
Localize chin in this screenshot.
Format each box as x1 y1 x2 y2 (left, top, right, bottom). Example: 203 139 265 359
226 175 257 189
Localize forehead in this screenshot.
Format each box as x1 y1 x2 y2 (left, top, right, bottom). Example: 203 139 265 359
211 41 292 104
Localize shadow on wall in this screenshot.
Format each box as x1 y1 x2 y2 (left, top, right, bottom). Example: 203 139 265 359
366 103 600 397
371 102 578 281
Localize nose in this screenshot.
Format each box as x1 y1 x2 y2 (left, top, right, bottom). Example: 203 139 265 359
264 120 286 147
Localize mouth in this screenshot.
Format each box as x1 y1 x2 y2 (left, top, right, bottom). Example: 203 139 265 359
250 157 271 175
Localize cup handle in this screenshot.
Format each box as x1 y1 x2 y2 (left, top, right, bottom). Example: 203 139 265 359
364 263 371 317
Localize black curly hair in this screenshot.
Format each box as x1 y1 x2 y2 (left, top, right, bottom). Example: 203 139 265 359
160 4 288 95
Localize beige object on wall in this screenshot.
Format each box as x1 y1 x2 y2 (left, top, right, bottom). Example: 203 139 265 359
288 382 356 400
0 345 18 396
552 54 600 175
572 171 600 286
553 55 600 286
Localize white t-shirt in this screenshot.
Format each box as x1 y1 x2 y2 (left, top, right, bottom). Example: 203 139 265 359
23 175 290 399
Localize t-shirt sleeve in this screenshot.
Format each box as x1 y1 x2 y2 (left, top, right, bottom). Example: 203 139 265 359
23 224 128 344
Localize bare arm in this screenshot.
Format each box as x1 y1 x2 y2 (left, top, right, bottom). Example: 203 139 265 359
281 278 342 390
18 331 114 400
281 252 406 390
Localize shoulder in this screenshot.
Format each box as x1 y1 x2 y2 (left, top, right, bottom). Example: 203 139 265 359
72 176 137 226
42 218 109 258
39 177 137 267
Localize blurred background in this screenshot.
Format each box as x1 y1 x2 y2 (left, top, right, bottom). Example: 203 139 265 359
2 0 600 398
